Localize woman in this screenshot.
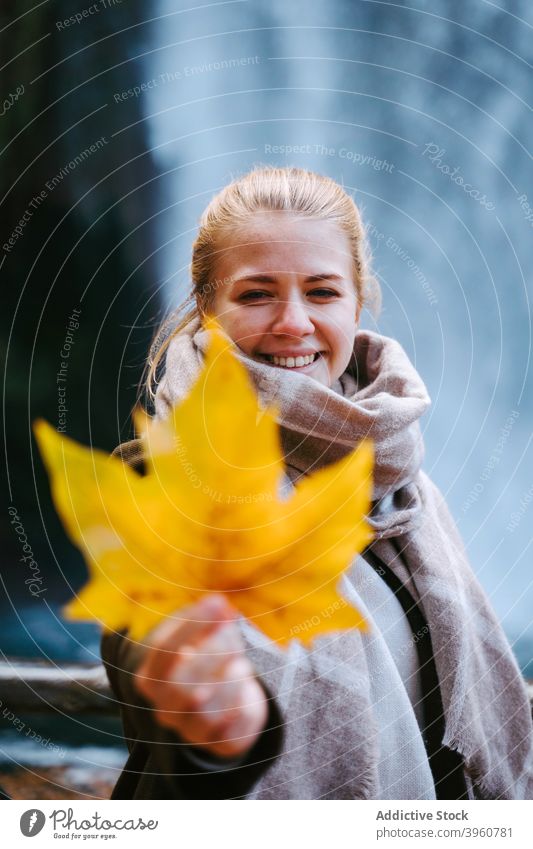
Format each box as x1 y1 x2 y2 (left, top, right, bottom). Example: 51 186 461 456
102 166 533 800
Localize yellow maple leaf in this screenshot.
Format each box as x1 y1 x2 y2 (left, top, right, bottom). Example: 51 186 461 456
34 321 374 645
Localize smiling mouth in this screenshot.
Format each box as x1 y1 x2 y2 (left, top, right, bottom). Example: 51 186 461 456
256 352 323 369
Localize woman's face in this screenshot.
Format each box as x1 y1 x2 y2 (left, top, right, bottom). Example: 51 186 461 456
209 213 360 388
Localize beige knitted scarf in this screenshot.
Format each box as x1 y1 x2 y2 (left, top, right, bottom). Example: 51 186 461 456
125 318 533 798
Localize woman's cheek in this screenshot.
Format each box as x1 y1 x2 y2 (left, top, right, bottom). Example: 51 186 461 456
236 308 271 339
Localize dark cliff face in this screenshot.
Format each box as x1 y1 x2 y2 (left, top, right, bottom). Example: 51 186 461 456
0 1 162 608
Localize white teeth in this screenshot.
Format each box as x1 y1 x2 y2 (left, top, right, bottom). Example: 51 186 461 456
270 353 318 368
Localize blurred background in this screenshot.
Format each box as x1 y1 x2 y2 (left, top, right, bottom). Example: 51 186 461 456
1 0 532 798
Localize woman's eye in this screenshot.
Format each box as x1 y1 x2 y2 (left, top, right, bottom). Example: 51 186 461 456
309 288 340 298
238 290 273 301
237 288 340 302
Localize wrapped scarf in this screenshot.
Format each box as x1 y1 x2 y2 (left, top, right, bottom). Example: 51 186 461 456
133 318 532 799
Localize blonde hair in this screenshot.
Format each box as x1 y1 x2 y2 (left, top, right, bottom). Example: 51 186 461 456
145 165 380 405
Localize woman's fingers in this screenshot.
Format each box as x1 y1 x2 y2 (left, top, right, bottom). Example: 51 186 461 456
148 638 254 712
166 653 255 708
155 674 268 757
191 677 268 757
158 668 264 733
167 625 245 685
148 594 236 653
216 678 269 745
133 595 269 757
135 595 237 692
146 594 234 648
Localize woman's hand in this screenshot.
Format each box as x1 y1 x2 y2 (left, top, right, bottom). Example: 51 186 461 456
134 594 268 759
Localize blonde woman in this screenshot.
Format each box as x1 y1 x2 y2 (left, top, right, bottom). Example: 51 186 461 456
102 167 533 800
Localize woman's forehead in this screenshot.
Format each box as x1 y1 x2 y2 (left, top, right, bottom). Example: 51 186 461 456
214 216 353 277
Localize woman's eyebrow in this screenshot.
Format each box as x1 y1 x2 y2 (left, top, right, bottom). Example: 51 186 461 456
305 273 344 282
233 273 344 284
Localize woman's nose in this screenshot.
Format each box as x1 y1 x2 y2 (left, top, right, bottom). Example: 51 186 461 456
271 299 315 336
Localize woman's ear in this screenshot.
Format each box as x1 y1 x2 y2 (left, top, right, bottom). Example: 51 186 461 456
355 302 362 326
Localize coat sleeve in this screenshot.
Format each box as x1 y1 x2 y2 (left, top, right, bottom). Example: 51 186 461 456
100 629 284 799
